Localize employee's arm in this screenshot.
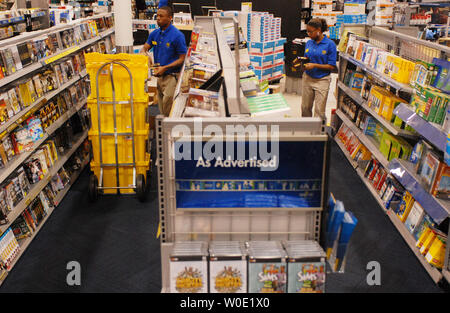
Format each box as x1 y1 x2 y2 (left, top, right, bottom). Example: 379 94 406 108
140 42 151 53
154 54 186 77
304 63 336 72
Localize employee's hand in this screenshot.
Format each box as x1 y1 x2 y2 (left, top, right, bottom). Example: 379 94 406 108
303 63 316 71
153 66 167 77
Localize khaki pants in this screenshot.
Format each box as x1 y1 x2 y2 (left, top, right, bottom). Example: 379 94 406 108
157 74 178 117
301 73 331 119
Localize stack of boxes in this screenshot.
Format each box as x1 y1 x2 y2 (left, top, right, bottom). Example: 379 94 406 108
311 0 344 40
331 0 367 39
375 0 395 26
248 38 286 81
240 11 286 82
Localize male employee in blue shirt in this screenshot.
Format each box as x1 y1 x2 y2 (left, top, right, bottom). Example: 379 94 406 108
301 18 337 119
141 6 187 116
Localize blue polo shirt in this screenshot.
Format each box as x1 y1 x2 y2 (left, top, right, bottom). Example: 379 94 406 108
304 36 337 79
146 24 187 74
158 0 168 8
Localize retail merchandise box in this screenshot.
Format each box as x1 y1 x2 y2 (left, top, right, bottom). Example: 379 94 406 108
274 38 287 52
169 241 209 293
249 41 275 55
344 0 366 15
254 68 263 80
262 67 273 81
246 93 291 116
247 241 288 293
209 241 248 293
312 1 333 13
283 241 326 293
274 52 285 65
272 64 284 78
250 53 275 68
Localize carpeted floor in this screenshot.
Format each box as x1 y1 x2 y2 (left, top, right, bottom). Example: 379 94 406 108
0 140 446 293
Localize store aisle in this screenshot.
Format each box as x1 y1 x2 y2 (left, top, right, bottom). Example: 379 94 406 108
0 137 446 292
0 164 162 292
327 140 444 293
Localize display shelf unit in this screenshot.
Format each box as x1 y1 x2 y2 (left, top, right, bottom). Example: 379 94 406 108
336 109 389 168
334 137 442 283
336 25 450 285
334 137 358 169
0 16 25 26
159 17 329 293
444 221 450 283
337 81 417 138
0 12 113 50
0 27 114 89
0 70 87 135
386 209 443 283
0 98 87 185
0 12 115 284
355 167 388 213
0 154 90 287
339 52 414 94
0 130 88 234
393 103 448 153
388 158 450 225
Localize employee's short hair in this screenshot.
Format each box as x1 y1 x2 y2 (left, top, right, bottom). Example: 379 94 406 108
159 6 173 18
307 18 328 33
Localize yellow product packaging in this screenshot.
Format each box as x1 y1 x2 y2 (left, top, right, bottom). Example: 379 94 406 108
425 233 447 269
416 226 432 249
397 191 414 222
367 86 385 113
381 94 405 122
419 229 437 256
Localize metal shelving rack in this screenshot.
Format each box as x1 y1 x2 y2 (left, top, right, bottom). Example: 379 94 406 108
158 17 330 293
335 25 450 284
0 13 116 286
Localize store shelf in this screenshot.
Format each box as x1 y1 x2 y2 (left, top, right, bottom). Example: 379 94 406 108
356 167 388 213
393 103 447 153
0 27 113 88
339 52 414 94
174 24 194 31
0 70 88 135
0 135 48 184
0 13 112 48
0 130 88 234
0 156 89 287
388 158 450 224
0 97 87 187
334 135 443 283
337 81 417 138
443 269 450 283
386 209 443 283
334 136 387 211
334 138 358 169
336 109 389 168
0 16 24 26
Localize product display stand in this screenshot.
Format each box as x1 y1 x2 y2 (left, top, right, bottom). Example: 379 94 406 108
157 17 330 293
0 13 115 286
444 222 450 283
335 24 450 284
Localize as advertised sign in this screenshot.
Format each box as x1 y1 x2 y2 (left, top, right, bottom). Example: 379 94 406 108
174 141 325 209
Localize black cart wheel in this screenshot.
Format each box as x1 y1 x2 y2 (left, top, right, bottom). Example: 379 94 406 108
88 174 99 202
136 174 147 202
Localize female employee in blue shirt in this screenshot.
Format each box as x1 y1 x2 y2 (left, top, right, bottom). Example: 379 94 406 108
301 18 337 119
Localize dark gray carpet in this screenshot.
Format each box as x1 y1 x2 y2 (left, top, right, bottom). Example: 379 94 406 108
0 140 446 293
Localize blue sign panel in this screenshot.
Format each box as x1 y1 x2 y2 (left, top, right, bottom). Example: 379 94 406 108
174 141 325 209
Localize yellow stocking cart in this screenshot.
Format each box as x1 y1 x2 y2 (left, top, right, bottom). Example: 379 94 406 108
86 53 151 202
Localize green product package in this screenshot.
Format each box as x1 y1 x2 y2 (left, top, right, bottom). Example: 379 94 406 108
434 96 449 126
379 132 393 160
